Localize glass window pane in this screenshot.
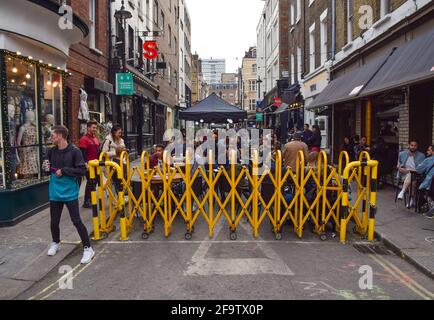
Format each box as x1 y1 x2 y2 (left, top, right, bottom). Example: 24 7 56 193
6 55 40 188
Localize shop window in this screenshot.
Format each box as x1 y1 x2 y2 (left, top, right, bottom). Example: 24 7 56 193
2 54 64 190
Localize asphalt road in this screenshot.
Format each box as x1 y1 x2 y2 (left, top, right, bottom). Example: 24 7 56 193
17 214 434 300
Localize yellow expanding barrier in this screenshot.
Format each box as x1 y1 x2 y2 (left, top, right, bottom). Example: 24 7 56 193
86 149 378 242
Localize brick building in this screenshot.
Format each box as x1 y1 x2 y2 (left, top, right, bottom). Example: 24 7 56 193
308 0 434 165
66 0 113 143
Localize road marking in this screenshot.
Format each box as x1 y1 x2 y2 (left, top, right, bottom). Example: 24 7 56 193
366 247 433 300
184 219 294 276
96 240 328 245
28 249 105 300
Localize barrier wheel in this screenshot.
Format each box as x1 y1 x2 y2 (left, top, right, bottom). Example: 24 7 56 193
230 231 237 241
185 232 193 240
275 233 282 241
141 232 149 240
352 226 359 234
320 233 328 241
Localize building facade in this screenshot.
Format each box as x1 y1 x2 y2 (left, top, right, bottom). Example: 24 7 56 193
240 47 258 117
308 0 434 164
0 0 88 224
201 59 226 85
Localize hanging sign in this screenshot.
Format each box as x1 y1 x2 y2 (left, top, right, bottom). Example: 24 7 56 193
143 41 159 60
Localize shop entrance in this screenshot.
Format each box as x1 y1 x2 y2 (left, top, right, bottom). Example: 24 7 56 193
410 81 434 152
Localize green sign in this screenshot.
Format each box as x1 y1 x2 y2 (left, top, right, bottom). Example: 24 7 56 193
116 73 134 95
256 112 263 122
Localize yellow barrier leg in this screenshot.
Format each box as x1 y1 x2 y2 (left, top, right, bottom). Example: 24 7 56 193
119 191 128 241
89 165 100 241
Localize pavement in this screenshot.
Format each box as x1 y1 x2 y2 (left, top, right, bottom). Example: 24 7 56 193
375 188 434 280
0 181 433 300
0 184 92 300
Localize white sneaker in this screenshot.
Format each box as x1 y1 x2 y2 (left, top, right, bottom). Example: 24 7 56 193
47 242 60 256
80 247 95 264
397 190 405 200
409 198 414 208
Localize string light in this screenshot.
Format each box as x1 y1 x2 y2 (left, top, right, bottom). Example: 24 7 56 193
16 51 21 55
12 61 18 73
53 81 59 88
25 66 31 79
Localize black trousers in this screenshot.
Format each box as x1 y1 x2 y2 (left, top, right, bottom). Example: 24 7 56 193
50 200 91 248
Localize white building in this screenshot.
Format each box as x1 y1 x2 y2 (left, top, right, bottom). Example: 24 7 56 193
201 59 226 85
256 0 280 99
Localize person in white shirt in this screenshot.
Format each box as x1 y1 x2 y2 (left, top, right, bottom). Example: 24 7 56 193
101 124 126 162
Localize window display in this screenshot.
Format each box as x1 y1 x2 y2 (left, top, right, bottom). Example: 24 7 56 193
2 53 64 189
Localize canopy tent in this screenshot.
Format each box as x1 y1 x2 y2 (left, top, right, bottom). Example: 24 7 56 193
179 93 247 123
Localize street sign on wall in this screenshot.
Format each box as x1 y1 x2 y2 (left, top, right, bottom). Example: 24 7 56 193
116 73 134 95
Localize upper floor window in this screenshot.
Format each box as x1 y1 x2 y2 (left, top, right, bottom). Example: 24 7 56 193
89 0 96 49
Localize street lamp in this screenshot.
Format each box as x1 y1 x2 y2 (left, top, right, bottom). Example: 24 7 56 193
114 0 132 144
256 77 263 101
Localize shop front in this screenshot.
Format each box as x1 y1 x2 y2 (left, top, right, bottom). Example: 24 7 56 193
0 0 87 224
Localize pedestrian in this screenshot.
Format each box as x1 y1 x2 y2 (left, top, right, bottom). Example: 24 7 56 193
416 145 434 218
79 120 100 209
101 124 126 192
302 124 313 144
396 140 425 207
340 136 355 161
354 136 370 160
101 124 126 162
306 124 322 152
282 132 309 172
43 126 95 264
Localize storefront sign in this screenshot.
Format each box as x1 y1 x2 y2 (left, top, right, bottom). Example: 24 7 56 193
143 41 158 60
116 73 134 95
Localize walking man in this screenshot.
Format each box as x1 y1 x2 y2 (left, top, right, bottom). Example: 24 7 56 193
44 126 95 264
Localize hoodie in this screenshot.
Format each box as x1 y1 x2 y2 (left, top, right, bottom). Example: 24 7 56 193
47 144 87 202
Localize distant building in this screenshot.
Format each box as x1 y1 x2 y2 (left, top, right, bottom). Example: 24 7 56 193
202 59 226 85
240 47 258 117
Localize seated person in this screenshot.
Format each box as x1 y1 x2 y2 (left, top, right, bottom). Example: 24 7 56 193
149 144 165 169
416 145 434 218
397 140 425 207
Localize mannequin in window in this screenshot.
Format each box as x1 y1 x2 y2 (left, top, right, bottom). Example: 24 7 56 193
78 88 90 135
43 114 55 144
19 95 34 124
8 99 20 180
17 110 38 176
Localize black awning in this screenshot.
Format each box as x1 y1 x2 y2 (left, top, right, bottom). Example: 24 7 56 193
307 49 395 110
84 77 113 94
360 28 434 97
179 93 247 123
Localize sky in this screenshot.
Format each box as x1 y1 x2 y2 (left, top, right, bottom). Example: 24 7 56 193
187 0 265 73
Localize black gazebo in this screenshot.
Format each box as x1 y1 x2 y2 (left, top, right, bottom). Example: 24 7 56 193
180 93 247 123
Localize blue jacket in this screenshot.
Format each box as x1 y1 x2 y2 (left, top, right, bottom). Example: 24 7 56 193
47 144 86 202
416 156 434 190
397 150 425 178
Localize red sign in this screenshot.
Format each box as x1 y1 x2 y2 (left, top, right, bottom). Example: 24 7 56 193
143 41 158 60
273 97 282 107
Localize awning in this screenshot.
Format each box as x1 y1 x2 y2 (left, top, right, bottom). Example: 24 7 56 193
85 77 113 94
307 49 395 110
360 28 434 97
180 93 247 123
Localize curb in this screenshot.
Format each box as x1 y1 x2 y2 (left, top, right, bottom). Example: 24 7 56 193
374 230 434 281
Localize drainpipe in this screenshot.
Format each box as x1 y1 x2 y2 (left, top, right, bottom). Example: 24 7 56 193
331 0 336 60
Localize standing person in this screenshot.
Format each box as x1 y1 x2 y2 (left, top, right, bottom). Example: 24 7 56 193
340 136 355 161
101 124 126 192
397 140 425 206
302 124 313 145
371 137 389 188
306 124 322 152
43 126 95 264
79 120 100 209
282 132 309 171
101 124 126 162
